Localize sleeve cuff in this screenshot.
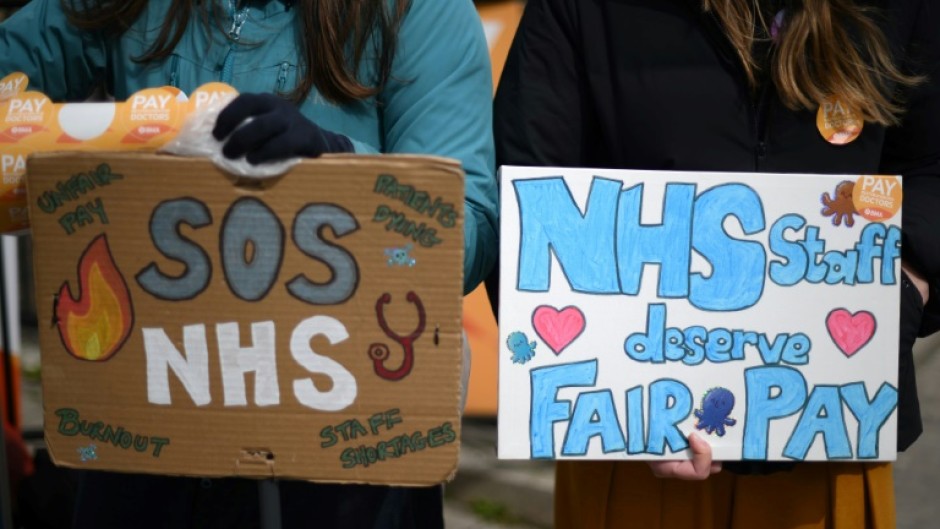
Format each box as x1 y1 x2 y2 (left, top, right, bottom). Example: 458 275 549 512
919 283 940 337
349 138 379 155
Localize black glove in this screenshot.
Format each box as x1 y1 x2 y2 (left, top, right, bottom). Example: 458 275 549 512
212 93 354 165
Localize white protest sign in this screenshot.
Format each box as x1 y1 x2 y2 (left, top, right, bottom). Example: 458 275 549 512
497 166 902 461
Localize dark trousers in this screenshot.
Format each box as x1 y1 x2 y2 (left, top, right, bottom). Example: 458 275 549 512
72 471 444 529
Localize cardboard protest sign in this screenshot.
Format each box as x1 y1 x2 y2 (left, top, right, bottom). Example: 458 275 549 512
28 152 465 485
497 166 902 461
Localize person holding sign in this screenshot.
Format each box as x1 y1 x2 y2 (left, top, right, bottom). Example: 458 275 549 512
0 0 497 527
493 0 938 527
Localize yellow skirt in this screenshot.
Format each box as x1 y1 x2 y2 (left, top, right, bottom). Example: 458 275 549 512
555 461 895 529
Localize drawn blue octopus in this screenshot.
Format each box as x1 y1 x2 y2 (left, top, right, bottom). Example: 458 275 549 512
77 444 98 462
694 387 737 437
385 244 416 267
507 331 537 364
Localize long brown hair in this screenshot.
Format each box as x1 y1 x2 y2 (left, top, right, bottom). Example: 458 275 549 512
703 0 921 126
61 0 410 105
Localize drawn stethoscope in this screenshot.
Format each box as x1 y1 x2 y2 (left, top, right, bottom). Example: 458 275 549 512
369 291 426 381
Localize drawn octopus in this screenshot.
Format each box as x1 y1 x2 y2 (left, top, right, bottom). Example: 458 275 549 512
821 180 858 227
507 331 537 364
694 387 737 437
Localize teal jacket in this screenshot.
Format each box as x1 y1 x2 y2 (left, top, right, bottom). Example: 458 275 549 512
0 0 497 293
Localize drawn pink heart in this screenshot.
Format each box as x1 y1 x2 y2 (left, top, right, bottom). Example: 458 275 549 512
826 309 876 357
532 305 585 355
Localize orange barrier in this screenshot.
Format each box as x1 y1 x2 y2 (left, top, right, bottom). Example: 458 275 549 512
0 352 21 427
463 1 524 417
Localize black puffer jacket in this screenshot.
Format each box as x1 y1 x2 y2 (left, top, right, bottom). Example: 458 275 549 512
492 0 940 461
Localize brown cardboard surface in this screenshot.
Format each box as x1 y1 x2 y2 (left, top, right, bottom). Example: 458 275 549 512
27 152 465 485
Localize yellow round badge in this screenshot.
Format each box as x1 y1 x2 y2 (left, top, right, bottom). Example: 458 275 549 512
114 87 184 146
2 91 55 143
852 175 902 222
0 72 29 102
188 82 239 113
816 96 863 145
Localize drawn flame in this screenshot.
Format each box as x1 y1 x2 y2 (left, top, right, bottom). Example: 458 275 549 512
56 235 134 361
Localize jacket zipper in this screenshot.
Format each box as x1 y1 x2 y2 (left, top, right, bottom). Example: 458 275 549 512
753 82 771 168
220 1 250 84
169 55 180 88
220 47 236 84
699 6 774 170
276 62 290 94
